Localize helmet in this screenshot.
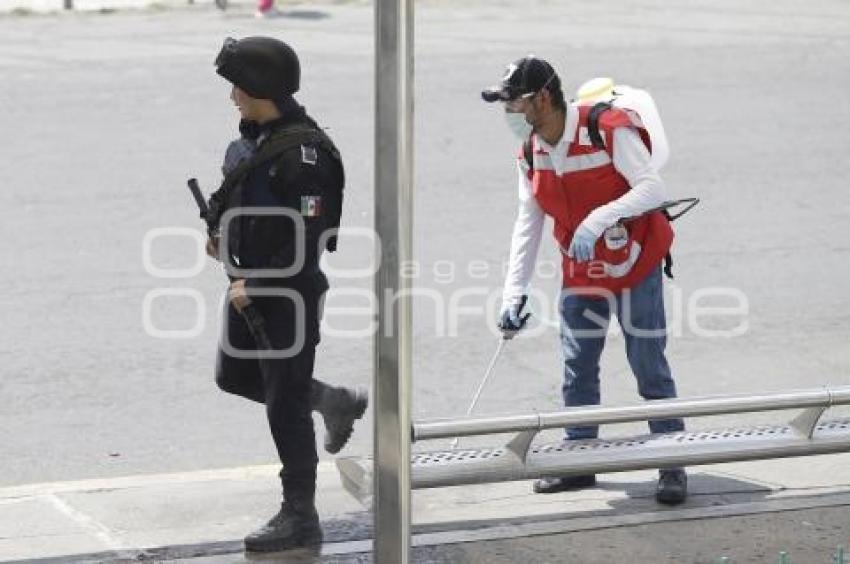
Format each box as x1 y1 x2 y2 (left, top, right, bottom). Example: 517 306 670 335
215 36 300 99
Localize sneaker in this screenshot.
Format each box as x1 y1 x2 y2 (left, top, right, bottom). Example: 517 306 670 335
317 386 368 454
244 502 322 553
532 475 597 494
655 468 687 505
254 7 281 18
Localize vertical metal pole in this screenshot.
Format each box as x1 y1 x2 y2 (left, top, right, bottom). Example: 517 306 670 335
374 0 413 562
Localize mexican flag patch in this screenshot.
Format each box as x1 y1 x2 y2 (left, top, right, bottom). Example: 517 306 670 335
301 195 322 217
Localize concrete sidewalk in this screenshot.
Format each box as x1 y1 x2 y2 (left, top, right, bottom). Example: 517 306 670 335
2 454 850 563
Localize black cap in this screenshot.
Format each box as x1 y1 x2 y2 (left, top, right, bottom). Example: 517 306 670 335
481 56 558 103
215 36 300 99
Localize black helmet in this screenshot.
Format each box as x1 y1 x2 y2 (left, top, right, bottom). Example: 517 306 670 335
482 56 559 103
215 36 300 99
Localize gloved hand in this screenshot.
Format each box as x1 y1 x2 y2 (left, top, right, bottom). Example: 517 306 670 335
566 224 599 263
498 295 531 339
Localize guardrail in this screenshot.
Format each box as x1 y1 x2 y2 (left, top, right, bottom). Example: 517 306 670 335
337 386 850 500
414 387 850 441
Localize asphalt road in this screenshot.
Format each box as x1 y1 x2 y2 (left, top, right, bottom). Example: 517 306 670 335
1 0 849 487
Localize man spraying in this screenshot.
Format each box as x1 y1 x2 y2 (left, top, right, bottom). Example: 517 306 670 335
482 56 687 505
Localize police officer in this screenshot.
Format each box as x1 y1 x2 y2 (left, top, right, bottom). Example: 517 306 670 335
483 57 688 505
206 36 367 553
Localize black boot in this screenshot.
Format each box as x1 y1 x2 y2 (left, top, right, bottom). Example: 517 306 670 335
311 381 368 454
244 500 323 553
655 467 688 505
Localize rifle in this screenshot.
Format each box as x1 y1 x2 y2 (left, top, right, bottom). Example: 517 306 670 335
187 177 272 350
188 178 212 228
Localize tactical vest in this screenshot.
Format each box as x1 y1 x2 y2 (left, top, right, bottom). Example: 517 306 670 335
207 121 344 252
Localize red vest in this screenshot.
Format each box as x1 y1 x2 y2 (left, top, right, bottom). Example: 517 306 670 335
525 104 673 296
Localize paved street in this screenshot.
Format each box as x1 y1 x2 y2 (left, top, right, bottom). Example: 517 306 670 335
1 0 850 561
3 456 850 562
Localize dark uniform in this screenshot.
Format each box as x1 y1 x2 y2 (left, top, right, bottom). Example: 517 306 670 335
208 36 366 554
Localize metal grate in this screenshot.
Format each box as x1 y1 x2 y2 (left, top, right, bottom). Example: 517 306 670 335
537 438 651 453
410 419 850 468
413 448 507 466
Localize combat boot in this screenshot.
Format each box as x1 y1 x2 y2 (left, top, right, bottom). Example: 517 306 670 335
312 381 368 454
244 500 322 553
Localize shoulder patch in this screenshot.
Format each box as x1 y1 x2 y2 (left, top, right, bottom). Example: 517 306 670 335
301 195 322 217
301 145 318 165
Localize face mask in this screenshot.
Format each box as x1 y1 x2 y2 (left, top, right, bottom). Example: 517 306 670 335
505 111 533 140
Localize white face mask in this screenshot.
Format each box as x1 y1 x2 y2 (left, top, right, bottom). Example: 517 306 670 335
504 111 533 140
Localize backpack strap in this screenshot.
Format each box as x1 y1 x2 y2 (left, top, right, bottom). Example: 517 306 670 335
522 135 534 171
587 101 613 150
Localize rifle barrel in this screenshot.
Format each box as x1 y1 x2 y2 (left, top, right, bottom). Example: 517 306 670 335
187 178 210 218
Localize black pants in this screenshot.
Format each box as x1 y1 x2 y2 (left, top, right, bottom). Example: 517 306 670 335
215 292 320 502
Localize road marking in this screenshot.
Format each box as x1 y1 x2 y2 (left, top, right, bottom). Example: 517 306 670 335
44 493 129 552
0 462 336 500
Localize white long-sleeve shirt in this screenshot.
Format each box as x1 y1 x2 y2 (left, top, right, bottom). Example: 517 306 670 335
501 107 669 309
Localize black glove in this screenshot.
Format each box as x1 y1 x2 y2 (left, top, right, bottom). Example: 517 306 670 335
497 295 531 338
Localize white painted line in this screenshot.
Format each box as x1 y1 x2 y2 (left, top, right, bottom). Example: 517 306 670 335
0 461 340 500
44 493 129 552
0 496 39 506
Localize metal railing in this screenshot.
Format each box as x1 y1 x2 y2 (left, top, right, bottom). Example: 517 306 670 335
414 386 850 442
338 385 850 500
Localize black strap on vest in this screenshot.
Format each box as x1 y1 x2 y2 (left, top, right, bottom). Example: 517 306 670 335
587 101 613 150
522 135 534 171
207 123 344 251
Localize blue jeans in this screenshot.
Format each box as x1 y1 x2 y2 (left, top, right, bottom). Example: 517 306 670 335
559 267 684 440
